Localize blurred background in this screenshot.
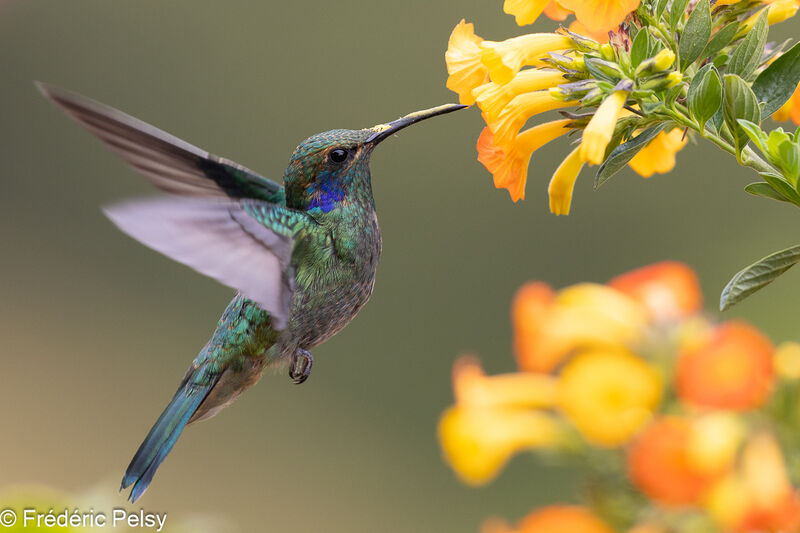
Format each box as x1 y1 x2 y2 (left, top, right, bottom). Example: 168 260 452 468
1 1 799 531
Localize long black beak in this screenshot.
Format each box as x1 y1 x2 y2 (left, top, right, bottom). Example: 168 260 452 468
365 103 468 144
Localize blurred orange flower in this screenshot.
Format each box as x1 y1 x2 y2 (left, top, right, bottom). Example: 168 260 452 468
608 261 702 322
707 433 800 532
676 322 774 410
438 357 564 485
518 506 615 533
628 416 721 506
773 83 800 125
558 348 662 446
513 282 648 372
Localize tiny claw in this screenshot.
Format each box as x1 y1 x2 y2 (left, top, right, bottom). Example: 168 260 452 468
289 349 313 385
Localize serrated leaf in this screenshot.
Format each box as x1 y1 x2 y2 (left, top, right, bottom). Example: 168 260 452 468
720 245 800 310
701 23 738 60
595 125 666 188
670 0 691 30
688 65 722 130
744 182 791 202
723 74 762 154
679 0 711 69
727 11 768 80
752 42 800 117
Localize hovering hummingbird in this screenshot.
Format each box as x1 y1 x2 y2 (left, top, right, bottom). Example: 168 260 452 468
37 82 465 502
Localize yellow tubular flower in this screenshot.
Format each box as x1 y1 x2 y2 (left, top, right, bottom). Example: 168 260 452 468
504 0 550 26
557 0 640 34
558 348 662 446
490 91 576 149
580 90 629 165
445 20 490 105
480 33 573 84
740 0 799 35
628 128 687 177
548 146 584 215
452 357 558 409
477 120 572 201
472 69 567 123
438 405 564 485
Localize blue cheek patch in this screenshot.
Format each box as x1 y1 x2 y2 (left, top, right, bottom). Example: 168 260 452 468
307 172 345 213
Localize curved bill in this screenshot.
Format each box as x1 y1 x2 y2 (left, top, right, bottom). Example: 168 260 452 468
366 103 468 144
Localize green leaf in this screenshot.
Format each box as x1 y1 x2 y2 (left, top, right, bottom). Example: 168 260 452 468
701 23 738 60
679 0 711 69
670 0 690 30
759 172 800 204
752 42 800 117
723 74 762 154
720 245 800 310
595 125 666 188
744 182 792 203
630 28 651 68
727 10 768 80
779 140 800 184
688 65 722 130
656 0 669 17
736 119 768 153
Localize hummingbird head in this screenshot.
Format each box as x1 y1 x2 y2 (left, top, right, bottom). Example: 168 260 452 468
283 103 466 213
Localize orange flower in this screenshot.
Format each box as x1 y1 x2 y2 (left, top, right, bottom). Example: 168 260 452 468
438 357 563 485
513 282 648 372
544 0 572 21
608 261 702 322
489 91 576 149
569 19 612 42
480 33 573 84
518 506 615 533
628 416 721 506
627 128 687 178
477 120 571 202
503 0 550 26
558 348 662 446
557 0 640 35
773 82 800 125
707 433 800 532
473 69 567 124
676 322 774 410
445 20 490 105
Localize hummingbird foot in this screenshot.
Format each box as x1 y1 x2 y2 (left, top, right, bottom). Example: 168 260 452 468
289 349 313 385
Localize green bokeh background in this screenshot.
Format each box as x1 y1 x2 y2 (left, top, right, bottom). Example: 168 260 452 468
1 1 799 531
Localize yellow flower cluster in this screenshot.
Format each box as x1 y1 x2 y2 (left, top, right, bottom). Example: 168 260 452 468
439 261 800 532
445 15 686 208
446 0 800 211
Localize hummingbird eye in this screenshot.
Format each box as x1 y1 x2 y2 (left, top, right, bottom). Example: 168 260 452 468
328 148 348 164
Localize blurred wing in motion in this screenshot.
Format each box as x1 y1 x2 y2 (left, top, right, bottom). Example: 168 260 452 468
105 197 296 328
36 82 285 204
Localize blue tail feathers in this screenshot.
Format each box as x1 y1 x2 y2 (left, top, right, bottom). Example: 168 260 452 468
121 376 216 502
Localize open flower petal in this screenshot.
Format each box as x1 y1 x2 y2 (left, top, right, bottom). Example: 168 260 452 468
445 20 490 105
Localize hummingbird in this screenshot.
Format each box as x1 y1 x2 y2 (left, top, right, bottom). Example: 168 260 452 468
37 82 465 502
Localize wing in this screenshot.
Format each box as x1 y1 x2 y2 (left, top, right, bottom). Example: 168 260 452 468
36 82 285 204
104 197 304 329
